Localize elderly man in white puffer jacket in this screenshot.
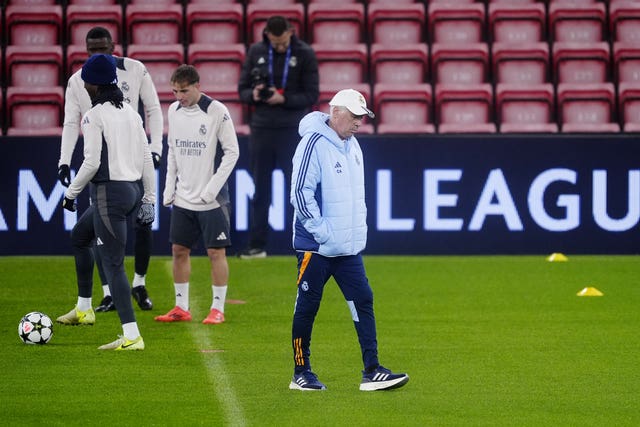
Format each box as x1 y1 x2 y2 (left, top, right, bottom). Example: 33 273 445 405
288 89 410 392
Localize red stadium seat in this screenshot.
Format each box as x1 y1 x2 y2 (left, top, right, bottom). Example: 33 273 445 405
66 44 123 77
431 0 478 3
553 42 610 84
316 83 374 134
312 43 368 85
431 43 489 84
367 0 416 3
370 43 429 85
557 83 620 133
548 2 606 43
68 0 119 4
496 83 558 133
610 2 640 43
8 0 56 4
618 82 640 132
5 46 63 87
488 3 546 43
548 0 599 3
307 4 365 44
307 0 362 4
435 84 497 133
6 86 64 136
126 4 183 45
492 42 549 84
129 0 178 4
367 3 426 45
187 44 246 86
5 5 63 46
66 5 122 45
186 3 244 44
126 44 185 90
246 4 305 44
248 0 298 3
428 3 485 44
374 83 435 134
614 43 640 84
489 0 540 4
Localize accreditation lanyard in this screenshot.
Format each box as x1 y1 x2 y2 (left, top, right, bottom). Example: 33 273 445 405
268 44 291 93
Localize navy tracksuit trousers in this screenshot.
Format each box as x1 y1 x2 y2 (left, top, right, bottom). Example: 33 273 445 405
292 252 379 373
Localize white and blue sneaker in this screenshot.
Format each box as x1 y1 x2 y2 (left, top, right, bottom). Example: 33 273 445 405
289 370 327 391
360 365 409 391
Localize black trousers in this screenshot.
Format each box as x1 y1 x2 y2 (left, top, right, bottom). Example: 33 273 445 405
70 182 152 299
92 181 141 325
247 125 298 250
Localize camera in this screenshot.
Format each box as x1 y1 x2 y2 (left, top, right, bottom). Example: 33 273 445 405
251 67 274 101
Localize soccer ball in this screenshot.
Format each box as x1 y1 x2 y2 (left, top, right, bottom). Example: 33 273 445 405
18 312 53 345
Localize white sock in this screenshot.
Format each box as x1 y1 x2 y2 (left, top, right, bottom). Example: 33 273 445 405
175 282 189 311
132 273 145 288
77 297 92 311
122 322 141 341
102 285 111 297
211 285 227 312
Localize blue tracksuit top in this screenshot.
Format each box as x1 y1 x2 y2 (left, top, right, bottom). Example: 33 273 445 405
290 111 367 256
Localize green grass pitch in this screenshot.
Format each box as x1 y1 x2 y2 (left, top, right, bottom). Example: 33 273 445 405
1 255 638 426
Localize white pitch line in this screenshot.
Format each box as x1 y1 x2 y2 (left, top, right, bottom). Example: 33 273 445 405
191 325 246 427
164 261 246 426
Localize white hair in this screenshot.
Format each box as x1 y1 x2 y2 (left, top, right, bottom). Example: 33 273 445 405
329 105 348 115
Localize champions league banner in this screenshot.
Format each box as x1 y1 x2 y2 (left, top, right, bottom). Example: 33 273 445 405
0 134 638 255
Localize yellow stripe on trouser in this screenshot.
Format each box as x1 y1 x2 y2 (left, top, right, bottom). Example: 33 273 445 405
294 337 304 366
294 252 312 367
296 251 312 286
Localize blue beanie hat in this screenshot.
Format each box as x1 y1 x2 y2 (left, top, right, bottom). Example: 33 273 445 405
81 53 117 85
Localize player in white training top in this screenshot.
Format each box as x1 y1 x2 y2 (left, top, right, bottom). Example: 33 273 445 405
59 53 155 350
56 27 162 314
155 65 240 325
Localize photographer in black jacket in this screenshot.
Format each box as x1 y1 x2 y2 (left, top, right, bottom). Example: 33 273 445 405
238 16 319 259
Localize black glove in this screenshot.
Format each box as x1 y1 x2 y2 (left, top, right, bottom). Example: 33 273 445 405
152 152 161 169
58 165 71 187
137 203 155 226
62 197 76 212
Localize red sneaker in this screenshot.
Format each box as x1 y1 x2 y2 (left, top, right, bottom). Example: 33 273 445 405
202 308 225 324
154 306 192 322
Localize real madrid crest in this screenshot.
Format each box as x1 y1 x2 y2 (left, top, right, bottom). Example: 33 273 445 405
289 56 297 67
199 124 207 135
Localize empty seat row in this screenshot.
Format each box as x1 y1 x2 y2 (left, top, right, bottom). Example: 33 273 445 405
2 44 245 89
8 39 640 94
4 37 640 135
6 80 640 136
3 1 640 48
348 81 634 134
317 41 640 86
0 84 250 137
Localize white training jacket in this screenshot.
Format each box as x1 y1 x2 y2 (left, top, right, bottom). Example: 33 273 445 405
291 111 367 257
163 94 240 211
58 56 163 167
65 101 156 205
